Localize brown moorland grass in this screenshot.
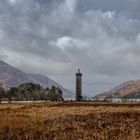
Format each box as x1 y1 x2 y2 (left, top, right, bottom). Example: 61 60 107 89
0 102 140 140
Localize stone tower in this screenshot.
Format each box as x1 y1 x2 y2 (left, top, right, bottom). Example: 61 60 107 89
75 69 82 101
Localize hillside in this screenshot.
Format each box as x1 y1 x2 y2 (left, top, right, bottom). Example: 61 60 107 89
0 60 74 99
96 80 140 99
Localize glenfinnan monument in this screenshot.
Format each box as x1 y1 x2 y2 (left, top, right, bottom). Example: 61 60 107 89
75 69 82 101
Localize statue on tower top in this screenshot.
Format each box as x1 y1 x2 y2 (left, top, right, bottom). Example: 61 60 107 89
76 68 82 76
78 69 80 73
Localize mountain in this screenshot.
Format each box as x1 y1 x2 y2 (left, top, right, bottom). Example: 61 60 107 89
95 80 140 99
0 60 74 99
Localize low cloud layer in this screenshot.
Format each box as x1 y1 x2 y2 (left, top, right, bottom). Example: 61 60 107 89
0 0 140 96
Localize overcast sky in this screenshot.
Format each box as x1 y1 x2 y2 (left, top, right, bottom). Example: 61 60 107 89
1 0 140 96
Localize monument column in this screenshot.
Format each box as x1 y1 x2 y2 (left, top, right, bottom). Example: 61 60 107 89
75 69 82 101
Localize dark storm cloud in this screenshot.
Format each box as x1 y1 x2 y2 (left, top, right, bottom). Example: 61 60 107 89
78 0 140 19
0 0 140 95
78 0 125 12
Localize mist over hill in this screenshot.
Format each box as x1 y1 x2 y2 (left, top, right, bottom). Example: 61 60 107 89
0 60 74 99
95 80 140 99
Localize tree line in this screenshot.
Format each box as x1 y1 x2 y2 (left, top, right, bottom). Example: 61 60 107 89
0 83 64 101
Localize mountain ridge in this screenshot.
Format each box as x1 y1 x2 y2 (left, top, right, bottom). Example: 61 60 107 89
95 80 140 99
0 60 74 99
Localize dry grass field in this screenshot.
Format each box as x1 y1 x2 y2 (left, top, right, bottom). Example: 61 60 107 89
0 102 140 140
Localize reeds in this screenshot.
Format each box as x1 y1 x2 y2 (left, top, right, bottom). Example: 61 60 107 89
0 102 139 140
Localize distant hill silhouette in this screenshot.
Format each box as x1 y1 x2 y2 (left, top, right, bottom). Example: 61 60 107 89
96 80 140 99
0 60 74 99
